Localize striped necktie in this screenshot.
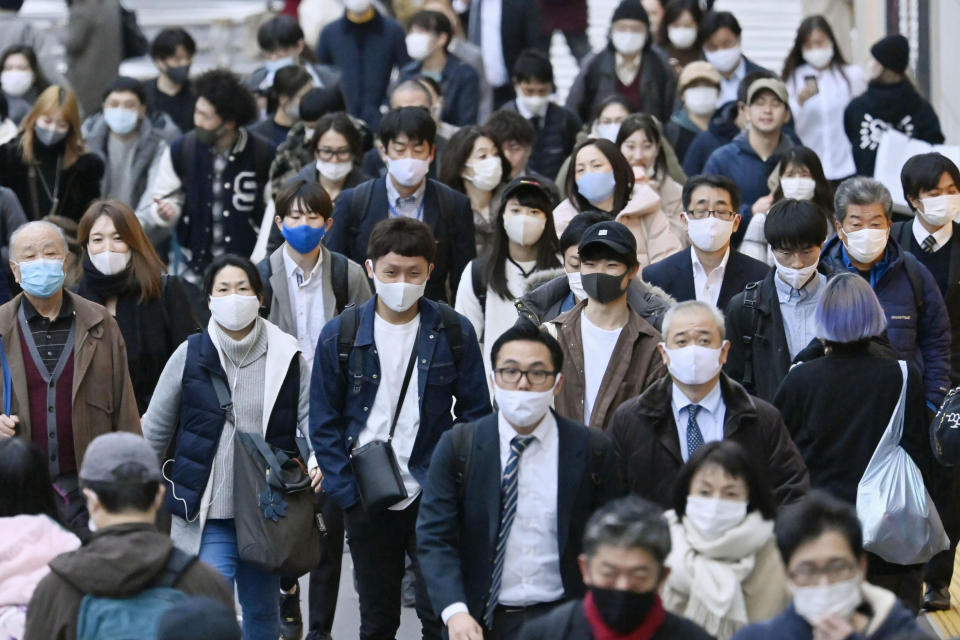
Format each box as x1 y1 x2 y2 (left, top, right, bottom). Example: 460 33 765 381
483 434 535 628
922 234 937 253
686 404 704 459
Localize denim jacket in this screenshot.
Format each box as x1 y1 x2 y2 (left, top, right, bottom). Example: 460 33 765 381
310 296 492 510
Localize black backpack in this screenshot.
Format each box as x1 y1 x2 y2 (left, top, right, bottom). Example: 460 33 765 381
258 251 351 318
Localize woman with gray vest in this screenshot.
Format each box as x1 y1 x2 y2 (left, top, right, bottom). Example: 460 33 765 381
142 253 317 640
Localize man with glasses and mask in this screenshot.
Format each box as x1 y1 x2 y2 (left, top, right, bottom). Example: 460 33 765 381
417 322 621 640
642 175 768 309
547 221 666 431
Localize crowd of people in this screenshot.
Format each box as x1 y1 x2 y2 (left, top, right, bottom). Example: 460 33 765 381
0 0 957 639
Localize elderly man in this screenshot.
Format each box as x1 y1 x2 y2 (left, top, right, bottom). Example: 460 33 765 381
608 300 809 509
0 221 139 529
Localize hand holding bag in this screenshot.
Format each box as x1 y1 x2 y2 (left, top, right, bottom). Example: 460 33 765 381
856 361 950 565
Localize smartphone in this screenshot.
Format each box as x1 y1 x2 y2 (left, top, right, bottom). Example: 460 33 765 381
804 75 819 94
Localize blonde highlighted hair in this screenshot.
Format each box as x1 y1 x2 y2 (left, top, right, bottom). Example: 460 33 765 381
18 85 84 167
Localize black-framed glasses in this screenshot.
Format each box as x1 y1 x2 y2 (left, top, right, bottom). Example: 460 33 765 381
686 209 737 221
787 560 859 587
494 367 556 385
316 147 353 161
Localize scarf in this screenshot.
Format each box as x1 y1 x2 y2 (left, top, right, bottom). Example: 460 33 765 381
583 592 666 640
662 509 774 640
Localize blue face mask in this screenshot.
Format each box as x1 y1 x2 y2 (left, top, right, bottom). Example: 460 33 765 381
265 56 295 73
576 170 617 206
103 107 139 135
18 258 65 298
282 222 326 254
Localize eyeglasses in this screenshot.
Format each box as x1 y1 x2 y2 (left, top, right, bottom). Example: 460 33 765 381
316 147 353 161
686 209 737 221
787 560 859 586
494 367 556 385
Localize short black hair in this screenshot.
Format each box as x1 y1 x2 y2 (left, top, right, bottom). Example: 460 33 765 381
267 64 312 113
313 111 363 160
700 10 742 41
0 438 59 521
484 108 537 147
151 27 197 60
83 471 160 514
407 10 453 52
194 69 258 127
672 440 777 521
511 48 554 86
101 75 146 105
301 86 346 121
775 490 864 565
682 174 742 213
559 211 613 254
737 69 778 104
900 152 960 212
257 14 305 53
367 217 436 263
275 179 333 221
202 253 264 298
764 199 829 251
378 106 436 147
490 321 564 372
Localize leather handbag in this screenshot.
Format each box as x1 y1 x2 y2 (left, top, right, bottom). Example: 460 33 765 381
349 343 418 513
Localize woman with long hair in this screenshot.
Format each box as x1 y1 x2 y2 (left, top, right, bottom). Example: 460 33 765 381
75 200 200 412
0 86 102 221
0 45 50 124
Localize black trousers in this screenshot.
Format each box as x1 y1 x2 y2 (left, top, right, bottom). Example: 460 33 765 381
868 555 923 613
345 497 441 640
925 465 960 591
484 601 564 640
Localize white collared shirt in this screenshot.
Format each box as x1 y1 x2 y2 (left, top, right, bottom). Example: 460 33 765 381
691 246 730 307
479 0 508 87
671 380 726 461
282 246 325 366
385 174 427 220
912 215 954 253
718 57 746 106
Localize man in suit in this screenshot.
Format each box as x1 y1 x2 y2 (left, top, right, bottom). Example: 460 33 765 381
608 300 809 510
326 106 475 302
417 322 622 640
641 174 768 309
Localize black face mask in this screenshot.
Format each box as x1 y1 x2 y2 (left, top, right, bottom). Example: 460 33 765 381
165 64 190 85
582 271 627 304
590 586 657 634
195 123 222 146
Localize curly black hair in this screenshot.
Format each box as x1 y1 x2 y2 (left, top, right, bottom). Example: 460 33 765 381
194 69 258 127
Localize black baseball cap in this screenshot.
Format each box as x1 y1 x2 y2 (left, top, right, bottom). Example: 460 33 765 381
578 220 637 256
499 176 555 212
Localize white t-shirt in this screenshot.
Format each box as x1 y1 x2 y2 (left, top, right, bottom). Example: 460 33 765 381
580 313 623 425
359 312 421 510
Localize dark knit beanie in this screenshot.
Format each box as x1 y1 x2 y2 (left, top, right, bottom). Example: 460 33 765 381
870 34 909 74
611 0 649 25
157 597 241 640
0 0 25 10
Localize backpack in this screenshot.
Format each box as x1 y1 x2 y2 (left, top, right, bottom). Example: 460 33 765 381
890 224 928 316
257 250 351 318
470 256 488 314
76 548 195 640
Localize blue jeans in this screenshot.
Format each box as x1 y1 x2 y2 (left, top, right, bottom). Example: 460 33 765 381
199 519 279 640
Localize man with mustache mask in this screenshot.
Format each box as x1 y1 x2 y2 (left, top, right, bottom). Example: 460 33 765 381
417 323 621 640
548 221 666 431
820 176 950 410
520 496 712 640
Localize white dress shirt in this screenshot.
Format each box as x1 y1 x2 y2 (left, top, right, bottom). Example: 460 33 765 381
912 215 954 253
479 0 508 87
717 57 746 106
671 380 726 461
691 246 730 307
282 247 325 366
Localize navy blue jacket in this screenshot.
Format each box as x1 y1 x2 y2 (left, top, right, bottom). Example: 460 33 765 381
820 234 951 408
503 100 582 182
325 176 476 302
732 599 926 640
641 248 770 311
399 54 480 126
316 11 410 129
309 296 491 510
417 412 621 620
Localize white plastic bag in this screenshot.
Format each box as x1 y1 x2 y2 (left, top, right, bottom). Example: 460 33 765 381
856 361 949 565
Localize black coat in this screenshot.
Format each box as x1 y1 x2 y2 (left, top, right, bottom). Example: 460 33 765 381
462 0 544 89
641 248 770 310
416 413 622 622
519 599 712 640
503 100 582 182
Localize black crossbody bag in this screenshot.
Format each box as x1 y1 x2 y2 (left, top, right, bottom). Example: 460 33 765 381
349 342 418 512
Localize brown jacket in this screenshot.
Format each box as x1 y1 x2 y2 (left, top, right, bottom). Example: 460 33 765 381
609 374 810 509
550 300 666 430
0 291 140 465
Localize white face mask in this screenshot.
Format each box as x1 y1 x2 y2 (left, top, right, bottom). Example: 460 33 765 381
684 86 719 116
464 156 503 192
686 216 734 252
387 156 430 187
663 344 725 385
918 194 960 228
516 92 549 118
208 294 260 332
774 255 819 290
405 32 433 61
343 0 371 12
595 122 621 143
684 495 748 538
494 379 558 428
370 269 425 313
790 577 863 626
567 271 587 300
89 249 131 276
781 177 817 201
802 45 834 70
611 30 646 55
668 26 698 49
316 159 353 182
504 213 546 247
842 228 888 263
704 45 742 74
1 69 34 97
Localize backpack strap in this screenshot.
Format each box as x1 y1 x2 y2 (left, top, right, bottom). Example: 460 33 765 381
740 281 762 390
348 180 376 257
436 302 464 369
450 421 477 502
152 547 196 589
330 250 349 315
257 257 273 317
336 304 362 378
471 257 487 316
893 221 913 248
901 252 927 317
587 428 606 488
